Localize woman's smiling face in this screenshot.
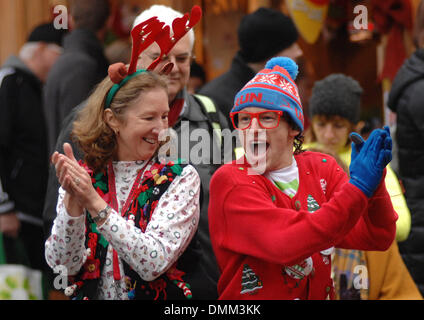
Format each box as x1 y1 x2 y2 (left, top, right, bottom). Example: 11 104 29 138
110 86 170 161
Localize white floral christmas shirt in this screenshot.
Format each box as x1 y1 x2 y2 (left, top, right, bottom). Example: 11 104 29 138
45 161 200 300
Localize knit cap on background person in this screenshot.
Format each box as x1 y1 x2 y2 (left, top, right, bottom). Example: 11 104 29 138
232 57 304 132
308 74 363 124
238 8 299 63
27 22 67 47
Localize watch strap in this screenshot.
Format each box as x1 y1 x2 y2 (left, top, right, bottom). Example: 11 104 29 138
92 204 111 223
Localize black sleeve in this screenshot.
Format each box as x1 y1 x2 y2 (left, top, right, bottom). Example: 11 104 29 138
0 74 18 214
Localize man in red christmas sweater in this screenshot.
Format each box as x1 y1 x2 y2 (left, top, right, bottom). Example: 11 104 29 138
208 57 397 300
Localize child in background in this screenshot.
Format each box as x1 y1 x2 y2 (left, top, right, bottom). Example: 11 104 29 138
305 74 421 299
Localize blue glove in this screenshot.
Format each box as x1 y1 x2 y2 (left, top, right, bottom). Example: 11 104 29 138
348 126 392 197
349 132 365 162
349 126 392 168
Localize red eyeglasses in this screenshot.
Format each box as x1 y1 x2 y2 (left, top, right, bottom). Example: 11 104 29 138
230 110 283 130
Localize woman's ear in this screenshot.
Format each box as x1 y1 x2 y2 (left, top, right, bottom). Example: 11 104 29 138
104 109 120 133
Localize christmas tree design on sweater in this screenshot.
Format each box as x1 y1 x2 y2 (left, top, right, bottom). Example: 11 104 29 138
307 194 320 212
240 264 263 295
307 195 334 258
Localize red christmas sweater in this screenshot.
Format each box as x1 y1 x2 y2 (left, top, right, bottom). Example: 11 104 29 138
208 151 397 300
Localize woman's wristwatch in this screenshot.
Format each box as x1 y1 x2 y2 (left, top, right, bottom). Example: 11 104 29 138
92 204 111 224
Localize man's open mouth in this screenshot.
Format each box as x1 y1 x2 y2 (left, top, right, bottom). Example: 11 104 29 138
249 141 269 156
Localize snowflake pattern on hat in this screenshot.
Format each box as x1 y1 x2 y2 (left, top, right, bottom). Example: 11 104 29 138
251 73 299 98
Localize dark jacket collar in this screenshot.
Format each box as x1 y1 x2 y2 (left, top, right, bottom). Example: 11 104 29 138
2 55 42 87
230 52 256 84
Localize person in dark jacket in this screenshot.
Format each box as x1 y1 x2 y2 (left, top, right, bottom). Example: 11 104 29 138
0 23 66 271
199 7 302 121
43 0 110 154
387 0 424 296
188 60 207 94
43 5 231 299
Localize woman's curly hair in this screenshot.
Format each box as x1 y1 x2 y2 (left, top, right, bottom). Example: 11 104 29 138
71 71 168 173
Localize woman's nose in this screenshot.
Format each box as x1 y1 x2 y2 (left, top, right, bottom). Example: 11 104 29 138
152 118 168 135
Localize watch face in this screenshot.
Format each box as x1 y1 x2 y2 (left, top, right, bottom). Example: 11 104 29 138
97 205 110 220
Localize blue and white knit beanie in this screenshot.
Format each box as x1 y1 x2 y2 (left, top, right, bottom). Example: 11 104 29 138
231 57 304 132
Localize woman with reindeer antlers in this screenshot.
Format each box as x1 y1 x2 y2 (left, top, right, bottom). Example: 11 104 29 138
45 6 204 300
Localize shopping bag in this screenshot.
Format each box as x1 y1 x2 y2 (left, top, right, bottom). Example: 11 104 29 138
0 232 44 300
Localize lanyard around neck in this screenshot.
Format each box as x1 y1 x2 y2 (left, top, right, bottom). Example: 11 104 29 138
107 160 151 217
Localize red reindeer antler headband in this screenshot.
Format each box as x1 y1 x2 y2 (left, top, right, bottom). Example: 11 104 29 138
105 5 202 108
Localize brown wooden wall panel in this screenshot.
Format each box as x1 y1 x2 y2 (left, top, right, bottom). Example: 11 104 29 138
0 0 52 65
